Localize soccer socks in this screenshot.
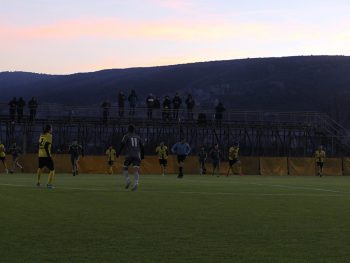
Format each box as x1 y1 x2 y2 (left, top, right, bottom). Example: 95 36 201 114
37 168 42 183
109 166 113 174
48 170 55 185
123 168 130 182
178 167 183 178
134 170 139 185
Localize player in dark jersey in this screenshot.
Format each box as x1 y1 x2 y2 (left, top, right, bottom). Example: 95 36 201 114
9 142 23 173
68 140 84 176
210 144 221 177
198 146 207 175
117 125 144 191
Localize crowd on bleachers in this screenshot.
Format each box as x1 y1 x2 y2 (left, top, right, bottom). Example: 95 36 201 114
101 90 226 124
7 97 38 122
5 91 226 125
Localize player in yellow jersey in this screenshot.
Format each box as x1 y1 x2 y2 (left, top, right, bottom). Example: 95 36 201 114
37 124 55 188
315 145 326 177
0 142 9 174
106 146 116 174
156 142 168 176
227 143 242 176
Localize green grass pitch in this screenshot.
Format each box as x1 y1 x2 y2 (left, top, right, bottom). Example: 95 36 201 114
1 173 350 262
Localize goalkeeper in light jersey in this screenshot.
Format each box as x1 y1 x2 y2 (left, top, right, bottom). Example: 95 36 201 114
171 138 191 178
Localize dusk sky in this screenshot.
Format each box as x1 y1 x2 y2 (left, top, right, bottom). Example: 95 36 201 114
1 0 350 74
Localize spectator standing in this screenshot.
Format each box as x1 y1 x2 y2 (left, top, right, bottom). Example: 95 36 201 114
185 94 195 120
172 93 182 120
162 96 171 121
215 102 225 125
118 92 126 118
28 97 38 121
17 97 26 122
8 97 17 122
128 90 138 116
154 97 161 118
101 101 111 124
146 93 155 120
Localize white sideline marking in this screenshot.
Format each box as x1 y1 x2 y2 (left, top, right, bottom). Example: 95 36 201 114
0 183 350 197
249 182 350 194
161 178 350 195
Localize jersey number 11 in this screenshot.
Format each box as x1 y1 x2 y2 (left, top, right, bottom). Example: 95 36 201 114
131 138 138 147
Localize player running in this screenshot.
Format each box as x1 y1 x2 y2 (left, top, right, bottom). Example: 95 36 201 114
117 125 144 191
0 142 9 174
155 142 168 176
68 140 84 176
106 146 117 174
210 144 221 177
9 142 24 173
37 124 55 189
315 145 326 177
171 138 191 178
227 143 243 176
198 146 207 175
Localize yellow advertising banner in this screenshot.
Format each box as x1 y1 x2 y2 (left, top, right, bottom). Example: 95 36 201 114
260 157 288 176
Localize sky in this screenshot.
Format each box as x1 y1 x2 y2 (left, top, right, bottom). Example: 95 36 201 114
1 0 350 74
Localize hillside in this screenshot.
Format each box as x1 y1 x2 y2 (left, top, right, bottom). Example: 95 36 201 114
1 56 350 124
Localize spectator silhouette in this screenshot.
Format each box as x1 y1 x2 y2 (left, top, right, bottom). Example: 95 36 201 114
172 93 182 120
162 96 171 121
101 101 111 124
215 102 225 125
8 97 17 122
17 97 25 122
154 97 161 118
118 91 126 117
128 90 138 116
28 97 38 122
146 93 155 119
185 94 195 120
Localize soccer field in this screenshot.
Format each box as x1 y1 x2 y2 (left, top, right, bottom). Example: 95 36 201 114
1 173 350 263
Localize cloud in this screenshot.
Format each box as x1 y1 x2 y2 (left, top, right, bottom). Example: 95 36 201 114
147 0 195 12
0 17 272 42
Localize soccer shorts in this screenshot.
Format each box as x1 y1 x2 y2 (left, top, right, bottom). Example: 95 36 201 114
70 155 79 165
212 160 220 168
124 156 141 167
159 159 167 166
108 160 114 166
316 162 324 169
229 158 239 166
0 157 5 163
177 155 187 163
38 157 55 171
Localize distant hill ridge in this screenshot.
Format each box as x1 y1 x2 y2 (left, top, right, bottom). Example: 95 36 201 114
1 56 350 125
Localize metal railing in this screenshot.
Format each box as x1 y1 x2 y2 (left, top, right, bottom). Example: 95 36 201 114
0 102 329 125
